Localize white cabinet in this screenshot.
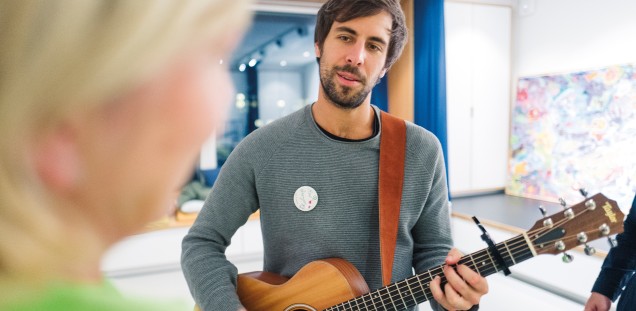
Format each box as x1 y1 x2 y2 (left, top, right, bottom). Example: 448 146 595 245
445 2 511 195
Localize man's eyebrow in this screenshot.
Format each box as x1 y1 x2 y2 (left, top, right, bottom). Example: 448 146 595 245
334 26 389 47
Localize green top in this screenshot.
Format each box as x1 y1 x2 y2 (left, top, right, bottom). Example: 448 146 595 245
2 280 190 311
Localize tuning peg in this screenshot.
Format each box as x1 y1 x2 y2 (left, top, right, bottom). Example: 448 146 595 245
607 236 617 248
577 232 597 255
538 205 547 217
599 223 610 236
561 252 574 263
558 197 574 219
538 205 555 227
559 197 567 209
579 188 588 198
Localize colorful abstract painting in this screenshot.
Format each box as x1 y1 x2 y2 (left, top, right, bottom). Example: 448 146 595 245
507 64 636 212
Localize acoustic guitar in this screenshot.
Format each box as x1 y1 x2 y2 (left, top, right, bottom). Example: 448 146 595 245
236 193 625 311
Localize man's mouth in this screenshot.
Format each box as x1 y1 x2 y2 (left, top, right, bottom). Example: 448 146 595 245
336 71 361 84
338 72 360 81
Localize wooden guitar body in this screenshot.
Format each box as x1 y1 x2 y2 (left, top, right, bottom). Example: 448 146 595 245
237 258 369 311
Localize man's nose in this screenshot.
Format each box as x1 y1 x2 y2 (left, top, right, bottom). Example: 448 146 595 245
345 42 366 66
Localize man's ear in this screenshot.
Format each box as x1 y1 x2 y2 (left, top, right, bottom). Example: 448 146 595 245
314 42 321 58
34 123 82 194
379 68 387 79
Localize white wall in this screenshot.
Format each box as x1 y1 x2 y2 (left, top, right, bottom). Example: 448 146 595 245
514 0 636 77
445 2 512 195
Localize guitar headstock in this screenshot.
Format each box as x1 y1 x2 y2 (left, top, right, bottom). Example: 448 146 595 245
528 193 625 256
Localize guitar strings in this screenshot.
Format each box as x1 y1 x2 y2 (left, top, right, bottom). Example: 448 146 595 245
328 235 529 310
327 206 602 310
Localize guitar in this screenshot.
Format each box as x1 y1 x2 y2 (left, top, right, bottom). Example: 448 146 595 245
236 193 625 311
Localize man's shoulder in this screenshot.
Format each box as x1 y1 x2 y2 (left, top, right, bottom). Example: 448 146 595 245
403 121 442 151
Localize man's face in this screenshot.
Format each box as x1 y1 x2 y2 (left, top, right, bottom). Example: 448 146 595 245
316 11 392 109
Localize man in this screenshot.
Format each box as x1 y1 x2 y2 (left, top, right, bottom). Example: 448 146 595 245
182 1 488 310
584 194 636 311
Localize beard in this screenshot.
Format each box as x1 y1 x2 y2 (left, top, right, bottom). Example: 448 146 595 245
319 60 379 110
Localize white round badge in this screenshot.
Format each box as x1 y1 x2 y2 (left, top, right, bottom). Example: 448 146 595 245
293 186 318 212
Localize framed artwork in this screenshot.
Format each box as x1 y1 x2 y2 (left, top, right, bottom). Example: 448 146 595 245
507 64 636 212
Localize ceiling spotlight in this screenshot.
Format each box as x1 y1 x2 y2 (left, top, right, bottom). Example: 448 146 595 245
280 60 287 67
238 63 246 72
303 51 311 58
248 58 258 67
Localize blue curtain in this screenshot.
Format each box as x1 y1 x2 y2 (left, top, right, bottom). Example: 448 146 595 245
246 66 259 135
413 0 448 171
371 76 389 112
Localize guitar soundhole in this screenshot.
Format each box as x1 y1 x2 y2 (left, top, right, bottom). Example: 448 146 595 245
284 304 317 311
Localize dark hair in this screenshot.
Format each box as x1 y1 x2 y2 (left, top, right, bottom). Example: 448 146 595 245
314 0 408 70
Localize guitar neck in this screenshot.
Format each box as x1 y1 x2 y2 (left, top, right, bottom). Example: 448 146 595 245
325 234 535 311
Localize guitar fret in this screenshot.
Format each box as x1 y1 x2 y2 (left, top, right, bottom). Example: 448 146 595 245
468 252 480 275
384 286 396 310
348 297 356 310
485 248 499 272
373 291 386 310
503 240 516 265
356 293 368 311
416 273 426 295
405 277 416 306
358 293 367 310
395 281 407 309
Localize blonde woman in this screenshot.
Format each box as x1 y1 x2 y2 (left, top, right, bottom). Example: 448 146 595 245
0 0 252 310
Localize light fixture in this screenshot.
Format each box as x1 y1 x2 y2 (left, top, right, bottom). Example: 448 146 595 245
518 0 536 16
238 63 246 72
233 25 312 70
254 119 264 128
235 93 246 109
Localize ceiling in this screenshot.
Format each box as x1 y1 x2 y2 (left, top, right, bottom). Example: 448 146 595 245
230 9 319 71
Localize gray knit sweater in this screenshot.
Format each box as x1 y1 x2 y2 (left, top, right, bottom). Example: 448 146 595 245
181 105 452 311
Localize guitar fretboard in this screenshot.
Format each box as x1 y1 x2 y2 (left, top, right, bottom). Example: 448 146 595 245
324 234 534 311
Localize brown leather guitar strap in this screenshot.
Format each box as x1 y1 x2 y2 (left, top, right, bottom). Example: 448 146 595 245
378 111 406 286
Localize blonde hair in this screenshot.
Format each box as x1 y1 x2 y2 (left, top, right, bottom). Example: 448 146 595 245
0 0 252 282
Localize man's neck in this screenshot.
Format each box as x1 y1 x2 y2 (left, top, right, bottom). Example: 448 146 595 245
312 98 375 140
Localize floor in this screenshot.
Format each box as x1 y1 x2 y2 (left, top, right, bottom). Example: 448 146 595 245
104 193 618 310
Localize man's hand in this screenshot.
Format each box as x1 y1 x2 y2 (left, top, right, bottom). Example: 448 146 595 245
430 248 489 310
584 292 612 311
